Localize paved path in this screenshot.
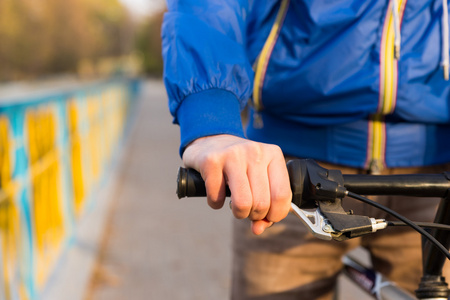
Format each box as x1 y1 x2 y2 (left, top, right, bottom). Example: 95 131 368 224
84 79 370 300
85 79 233 300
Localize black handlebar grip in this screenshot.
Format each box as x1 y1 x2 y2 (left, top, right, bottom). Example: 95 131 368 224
177 167 206 198
177 167 231 198
177 162 450 199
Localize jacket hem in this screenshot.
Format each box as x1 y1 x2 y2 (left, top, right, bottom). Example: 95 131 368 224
177 89 245 156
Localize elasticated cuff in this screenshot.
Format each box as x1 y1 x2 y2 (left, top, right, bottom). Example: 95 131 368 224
177 89 245 156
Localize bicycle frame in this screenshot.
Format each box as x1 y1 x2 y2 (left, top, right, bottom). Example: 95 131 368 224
343 173 450 300
341 253 416 300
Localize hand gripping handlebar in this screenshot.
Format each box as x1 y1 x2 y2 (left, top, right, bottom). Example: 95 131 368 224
176 159 450 241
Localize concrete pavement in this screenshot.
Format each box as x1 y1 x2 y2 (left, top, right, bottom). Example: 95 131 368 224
84 79 233 300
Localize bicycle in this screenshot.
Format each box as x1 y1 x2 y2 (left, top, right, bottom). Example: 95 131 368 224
176 158 450 300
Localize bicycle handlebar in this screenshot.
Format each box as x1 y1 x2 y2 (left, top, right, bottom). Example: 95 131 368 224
343 173 450 197
177 167 231 198
177 161 450 199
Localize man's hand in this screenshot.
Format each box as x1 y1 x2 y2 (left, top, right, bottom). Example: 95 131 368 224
183 134 292 235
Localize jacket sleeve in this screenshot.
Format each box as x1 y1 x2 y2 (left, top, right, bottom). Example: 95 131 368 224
162 0 254 156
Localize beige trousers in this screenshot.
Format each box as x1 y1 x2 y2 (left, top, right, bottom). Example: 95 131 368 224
231 162 450 300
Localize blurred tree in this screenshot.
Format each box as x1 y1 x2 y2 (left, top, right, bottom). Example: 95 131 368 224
135 10 164 77
0 0 135 81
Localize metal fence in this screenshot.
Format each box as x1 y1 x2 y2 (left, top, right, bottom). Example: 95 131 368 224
0 77 140 299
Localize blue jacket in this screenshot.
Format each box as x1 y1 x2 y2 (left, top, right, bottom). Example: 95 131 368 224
162 0 450 171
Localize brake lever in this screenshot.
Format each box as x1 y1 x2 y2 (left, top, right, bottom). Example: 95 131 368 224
291 202 389 241
290 203 334 240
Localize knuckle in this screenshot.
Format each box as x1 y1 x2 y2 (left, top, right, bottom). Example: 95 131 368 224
232 201 252 219
269 144 282 153
267 209 287 223
275 188 293 203
225 144 245 163
266 188 292 223
251 200 270 216
249 142 264 156
268 215 283 223
267 201 291 223
202 152 222 167
244 143 265 163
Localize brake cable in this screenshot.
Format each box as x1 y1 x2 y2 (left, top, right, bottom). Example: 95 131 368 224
387 221 450 231
348 191 450 260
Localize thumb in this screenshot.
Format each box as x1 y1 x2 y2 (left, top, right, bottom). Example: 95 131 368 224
251 219 274 235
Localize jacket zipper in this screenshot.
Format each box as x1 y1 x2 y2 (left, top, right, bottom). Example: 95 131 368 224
366 0 408 174
252 0 290 128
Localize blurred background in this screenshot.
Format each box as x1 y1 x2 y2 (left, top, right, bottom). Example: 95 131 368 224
0 0 165 81
0 1 234 300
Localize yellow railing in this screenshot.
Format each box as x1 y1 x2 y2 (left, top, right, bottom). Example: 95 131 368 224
0 77 140 299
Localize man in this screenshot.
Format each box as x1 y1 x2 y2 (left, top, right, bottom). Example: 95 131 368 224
162 1 450 299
